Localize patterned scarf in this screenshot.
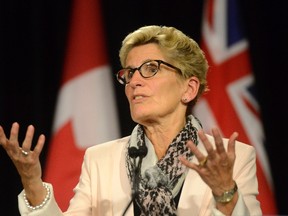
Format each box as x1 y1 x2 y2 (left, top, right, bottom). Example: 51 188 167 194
126 115 202 215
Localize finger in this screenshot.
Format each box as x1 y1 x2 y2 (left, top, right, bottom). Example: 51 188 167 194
210 128 231 167
179 155 198 170
227 131 238 155
186 140 203 158
33 134 45 156
9 122 20 144
0 125 8 146
186 140 207 166
198 130 214 157
179 155 190 166
211 128 226 156
7 123 21 155
22 125 35 150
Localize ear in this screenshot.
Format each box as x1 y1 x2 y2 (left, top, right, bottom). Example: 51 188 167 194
182 77 200 103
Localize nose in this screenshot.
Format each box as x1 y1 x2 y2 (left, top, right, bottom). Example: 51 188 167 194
128 70 143 86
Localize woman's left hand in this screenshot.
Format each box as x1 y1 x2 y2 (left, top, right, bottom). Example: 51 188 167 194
179 127 238 196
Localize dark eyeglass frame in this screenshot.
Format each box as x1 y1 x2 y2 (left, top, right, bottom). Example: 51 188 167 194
116 59 182 85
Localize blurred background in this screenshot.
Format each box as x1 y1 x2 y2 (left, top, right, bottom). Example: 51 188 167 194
1 0 288 215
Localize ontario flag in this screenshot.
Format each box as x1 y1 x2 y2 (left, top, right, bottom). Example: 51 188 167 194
43 0 120 211
193 0 277 214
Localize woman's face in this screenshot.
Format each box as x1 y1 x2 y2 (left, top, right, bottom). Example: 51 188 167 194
125 43 189 125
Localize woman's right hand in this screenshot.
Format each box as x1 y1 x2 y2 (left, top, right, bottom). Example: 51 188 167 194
0 122 47 206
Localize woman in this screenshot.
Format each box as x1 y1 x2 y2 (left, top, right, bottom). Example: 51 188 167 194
0 25 262 215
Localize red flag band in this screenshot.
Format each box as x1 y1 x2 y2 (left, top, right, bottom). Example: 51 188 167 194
44 0 120 211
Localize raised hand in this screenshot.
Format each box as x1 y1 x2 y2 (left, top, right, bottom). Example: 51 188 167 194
179 128 239 214
0 122 47 206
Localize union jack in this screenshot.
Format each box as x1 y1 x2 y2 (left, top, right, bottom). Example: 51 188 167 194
193 0 277 214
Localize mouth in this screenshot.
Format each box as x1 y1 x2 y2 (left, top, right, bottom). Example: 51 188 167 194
134 95 144 100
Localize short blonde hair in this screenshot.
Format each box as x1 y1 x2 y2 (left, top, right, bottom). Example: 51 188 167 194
119 25 209 106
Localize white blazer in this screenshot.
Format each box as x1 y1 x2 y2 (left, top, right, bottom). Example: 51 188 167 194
18 135 262 216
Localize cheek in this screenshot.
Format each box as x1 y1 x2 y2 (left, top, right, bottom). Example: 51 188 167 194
124 86 131 99
159 80 183 99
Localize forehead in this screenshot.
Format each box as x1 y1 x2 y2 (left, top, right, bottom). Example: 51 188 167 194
126 44 165 66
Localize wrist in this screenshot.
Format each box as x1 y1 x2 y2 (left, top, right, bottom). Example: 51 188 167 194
23 182 51 210
21 177 43 189
213 181 238 203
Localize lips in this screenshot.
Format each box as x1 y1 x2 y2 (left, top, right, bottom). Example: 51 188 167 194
134 95 144 100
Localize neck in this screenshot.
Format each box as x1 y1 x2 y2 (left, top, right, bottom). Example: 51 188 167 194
144 117 186 159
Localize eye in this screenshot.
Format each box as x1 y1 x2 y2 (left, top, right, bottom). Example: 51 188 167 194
143 62 158 75
127 69 134 79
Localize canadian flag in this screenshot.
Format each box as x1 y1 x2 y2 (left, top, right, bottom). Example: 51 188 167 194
193 0 277 214
44 0 120 211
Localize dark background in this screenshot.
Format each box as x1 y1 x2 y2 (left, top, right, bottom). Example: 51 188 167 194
1 0 288 215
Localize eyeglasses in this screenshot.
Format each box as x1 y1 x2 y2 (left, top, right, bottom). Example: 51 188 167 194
116 59 182 85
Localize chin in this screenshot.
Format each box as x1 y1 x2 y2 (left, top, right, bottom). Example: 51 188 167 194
132 113 158 126
131 112 150 124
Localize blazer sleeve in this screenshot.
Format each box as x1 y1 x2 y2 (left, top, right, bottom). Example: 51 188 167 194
18 147 94 216
18 183 63 216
